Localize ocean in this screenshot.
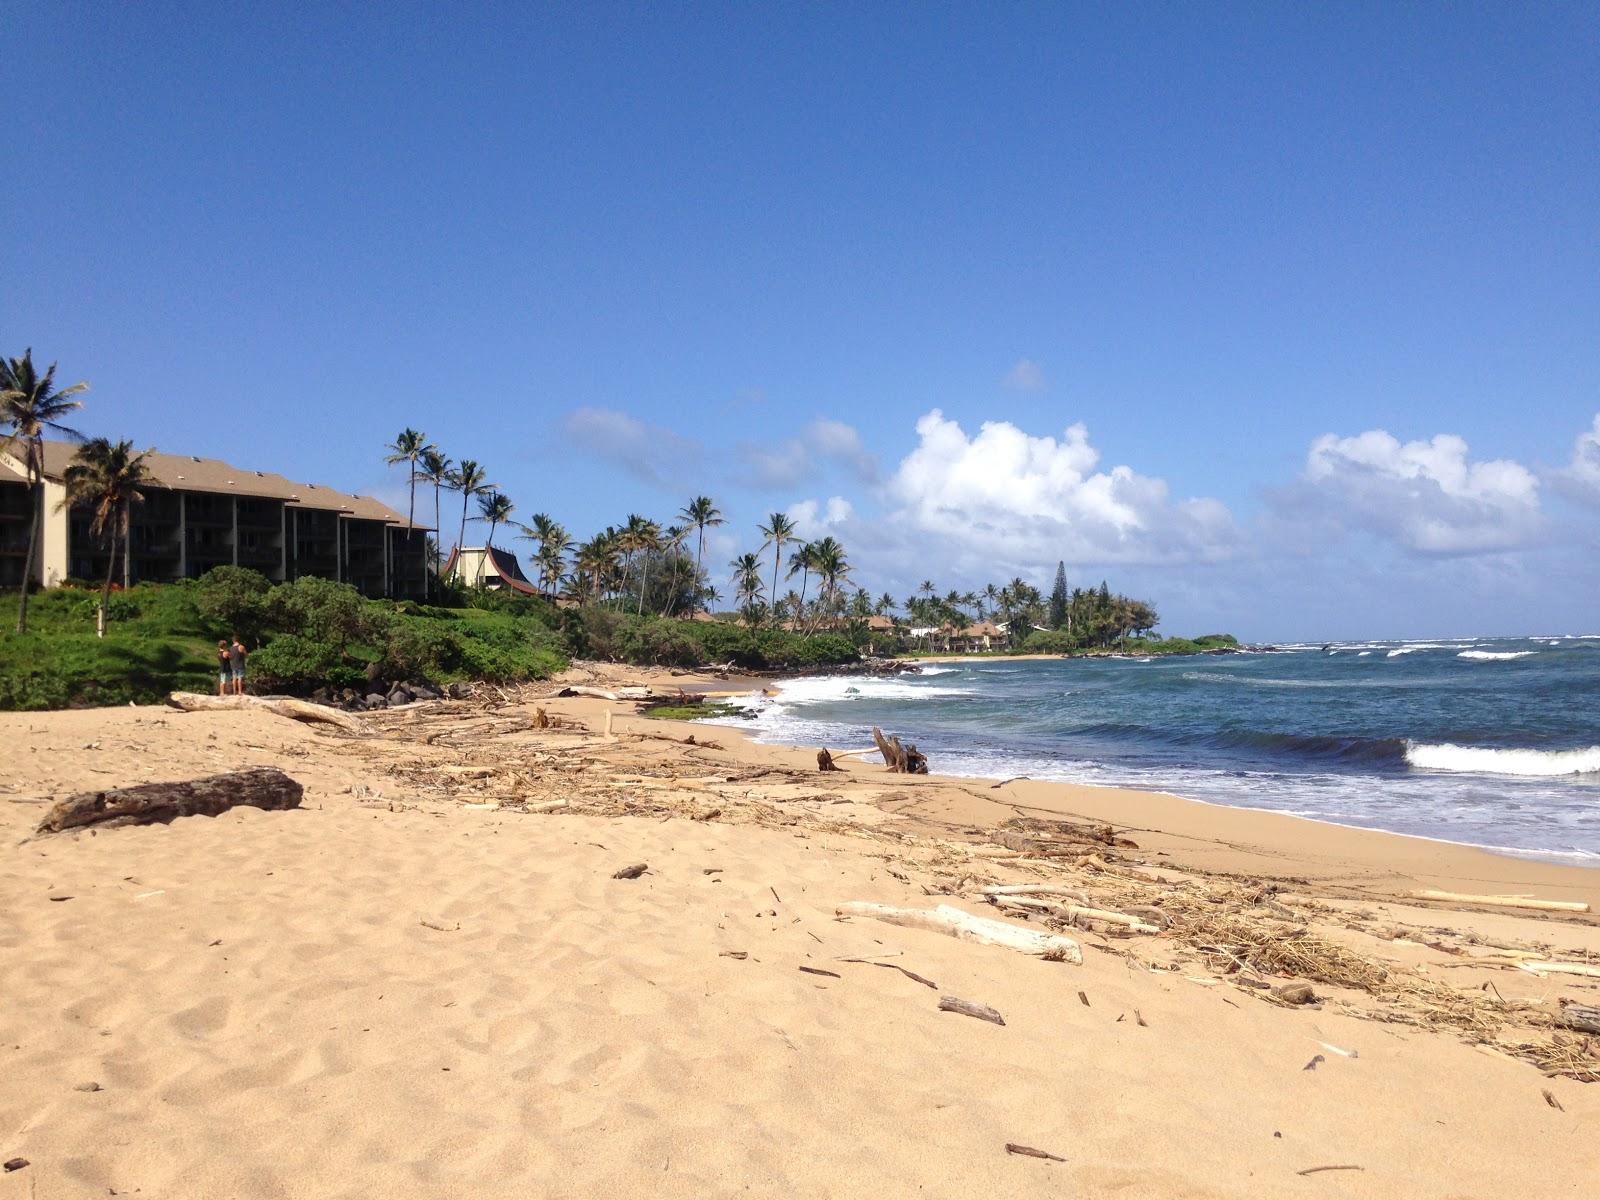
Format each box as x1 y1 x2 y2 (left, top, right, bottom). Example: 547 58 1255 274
707 635 1600 864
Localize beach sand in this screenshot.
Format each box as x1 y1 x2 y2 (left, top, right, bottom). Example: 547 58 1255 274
2 668 1596 1197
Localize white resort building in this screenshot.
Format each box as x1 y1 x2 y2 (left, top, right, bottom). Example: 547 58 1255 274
0 439 430 598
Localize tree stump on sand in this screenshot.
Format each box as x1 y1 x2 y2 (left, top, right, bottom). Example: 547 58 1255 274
36 768 304 835
871 726 930 774
817 748 841 772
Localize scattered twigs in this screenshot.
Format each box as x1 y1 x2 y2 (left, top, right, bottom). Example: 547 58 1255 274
1297 1165 1364 1176
940 995 1005 1025
840 959 938 989
612 863 648 879
1517 960 1600 979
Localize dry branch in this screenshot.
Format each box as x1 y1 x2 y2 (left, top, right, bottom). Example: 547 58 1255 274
940 995 1005 1025
1413 889 1589 914
836 901 1082 963
165 691 364 732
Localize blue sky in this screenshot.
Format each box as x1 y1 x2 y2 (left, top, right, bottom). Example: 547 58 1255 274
6 3 1597 639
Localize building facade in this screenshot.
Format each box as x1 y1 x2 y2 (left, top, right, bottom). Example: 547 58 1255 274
0 440 429 598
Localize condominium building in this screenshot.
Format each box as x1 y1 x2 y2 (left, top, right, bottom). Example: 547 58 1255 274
0 439 429 598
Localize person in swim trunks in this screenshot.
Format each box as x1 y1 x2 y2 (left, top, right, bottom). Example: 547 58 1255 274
217 640 231 696
228 635 248 695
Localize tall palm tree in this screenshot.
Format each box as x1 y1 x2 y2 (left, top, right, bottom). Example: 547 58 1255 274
808 537 850 632
875 592 896 617
757 511 797 626
660 522 690 616
787 540 817 617
516 512 571 598
477 491 514 548
622 514 661 615
1 350 88 633
730 551 765 626
449 460 494 565
383 428 433 531
59 439 152 636
416 449 451 590
679 496 723 613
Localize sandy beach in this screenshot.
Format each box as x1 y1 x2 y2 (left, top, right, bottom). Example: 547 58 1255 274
3 666 1597 1198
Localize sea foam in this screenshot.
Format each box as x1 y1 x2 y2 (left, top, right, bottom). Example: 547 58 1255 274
1405 742 1600 777
1457 650 1534 661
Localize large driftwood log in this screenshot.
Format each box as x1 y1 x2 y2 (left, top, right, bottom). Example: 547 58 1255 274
836 901 1082 963
986 892 1161 934
36 768 303 835
871 726 929 774
165 692 364 733
1559 1004 1600 1035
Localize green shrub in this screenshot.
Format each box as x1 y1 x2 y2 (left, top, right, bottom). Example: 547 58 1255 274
1019 630 1078 654
250 633 366 690
267 577 386 652
195 566 272 639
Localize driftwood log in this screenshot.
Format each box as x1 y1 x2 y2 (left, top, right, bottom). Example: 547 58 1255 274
1558 1004 1600 1035
1412 889 1590 914
939 995 1005 1025
871 726 929 774
836 901 1082 963
817 748 841 771
165 692 364 733
36 768 303 835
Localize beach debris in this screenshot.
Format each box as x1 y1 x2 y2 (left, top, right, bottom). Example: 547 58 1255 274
940 995 1005 1025
997 816 1138 853
836 902 1083 963
1004 1142 1066 1162
612 863 649 880
871 727 928 774
3 1158 28 1172
770 886 783 904
1078 990 1090 1007
1413 889 1589 914
420 919 459 932
73 1081 103 1092
521 799 569 814
799 966 841 978
164 691 364 732
1317 1041 1357 1059
1303 1055 1325 1071
1542 1088 1564 1111
1516 960 1600 979
1135 1009 1148 1027
985 892 1161 935
47 893 72 902
720 951 748 960
1297 1165 1364 1176
1273 983 1318 1005
35 767 303 835
990 776 1030 789
841 959 938 989
1558 1004 1600 1035
817 748 841 772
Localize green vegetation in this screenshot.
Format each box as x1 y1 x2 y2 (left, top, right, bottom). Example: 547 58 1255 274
643 701 744 721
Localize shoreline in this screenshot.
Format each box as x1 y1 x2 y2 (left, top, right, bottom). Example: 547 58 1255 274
4 669 1598 1195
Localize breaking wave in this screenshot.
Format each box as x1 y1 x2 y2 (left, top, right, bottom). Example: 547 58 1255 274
1458 650 1535 661
1405 742 1600 777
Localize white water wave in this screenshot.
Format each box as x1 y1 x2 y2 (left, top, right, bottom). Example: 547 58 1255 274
1358 651 1372 657
1458 650 1534 661
1406 742 1600 777
770 675 974 705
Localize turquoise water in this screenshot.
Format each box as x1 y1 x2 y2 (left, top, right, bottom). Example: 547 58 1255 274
710 636 1600 863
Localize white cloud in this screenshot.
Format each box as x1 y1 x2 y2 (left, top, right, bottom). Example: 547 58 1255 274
1551 413 1600 506
1297 429 1543 554
1003 358 1045 392
737 419 877 489
787 495 854 539
561 406 702 489
884 410 1236 569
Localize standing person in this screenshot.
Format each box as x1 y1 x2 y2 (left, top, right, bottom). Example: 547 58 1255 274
228 635 248 695
216 640 231 697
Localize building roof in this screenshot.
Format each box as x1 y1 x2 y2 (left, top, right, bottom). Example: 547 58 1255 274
962 621 1004 637
443 545 541 595
24 439 426 528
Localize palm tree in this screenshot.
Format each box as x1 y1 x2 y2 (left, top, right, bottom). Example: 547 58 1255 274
59 439 152 636
517 513 571 598
1 350 88 633
622 514 661 615
679 496 723 613
757 511 797 626
808 537 850 631
875 592 896 617
730 551 765 625
660 522 690 615
477 491 514 548
787 540 817 617
449 460 494 565
383 428 433 531
416 449 451 588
